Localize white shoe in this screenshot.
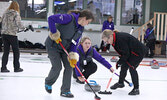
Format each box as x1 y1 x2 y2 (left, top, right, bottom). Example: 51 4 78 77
106 50 109 53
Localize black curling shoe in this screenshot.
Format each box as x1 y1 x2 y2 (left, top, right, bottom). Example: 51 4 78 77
128 89 140 95
14 68 23 72
110 83 125 90
1 69 10 72
110 82 125 90
60 92 74 98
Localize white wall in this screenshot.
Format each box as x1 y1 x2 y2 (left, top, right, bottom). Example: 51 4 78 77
0 2 10 17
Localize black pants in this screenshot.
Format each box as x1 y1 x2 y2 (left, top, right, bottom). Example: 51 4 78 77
73 61 97 79
118 55 144 89
99 40 110 51
1 34 20 70
146 39 155 56
0 37 2 51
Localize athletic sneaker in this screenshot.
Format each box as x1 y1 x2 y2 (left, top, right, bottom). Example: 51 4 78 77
60 92 74 98
110 82 125 90
45 84 52 93
128 89 140 95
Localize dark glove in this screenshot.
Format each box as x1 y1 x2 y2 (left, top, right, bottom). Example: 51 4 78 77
24 25 34 32
28 25 34 32
116 60 124 69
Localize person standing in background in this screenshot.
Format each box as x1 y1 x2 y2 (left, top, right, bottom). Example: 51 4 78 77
143 23 156 58
99 16 114 53
1 1 24 73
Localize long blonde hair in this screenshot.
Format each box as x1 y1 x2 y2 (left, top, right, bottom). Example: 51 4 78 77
8 1 20 13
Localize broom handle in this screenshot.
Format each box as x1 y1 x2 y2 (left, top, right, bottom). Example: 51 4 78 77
114 72 132 87
59 42 88 83
106 77 112 90
59 41 100 98
59 42 70 57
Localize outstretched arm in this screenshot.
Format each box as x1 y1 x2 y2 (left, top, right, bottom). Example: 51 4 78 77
93 48 114 72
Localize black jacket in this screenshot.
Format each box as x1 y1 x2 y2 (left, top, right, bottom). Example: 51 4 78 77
112 32 147 67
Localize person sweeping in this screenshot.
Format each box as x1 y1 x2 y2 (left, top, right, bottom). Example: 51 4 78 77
101 29 147 95
44 10 94 98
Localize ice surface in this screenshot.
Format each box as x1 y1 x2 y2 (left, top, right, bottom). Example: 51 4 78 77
0 53 167 100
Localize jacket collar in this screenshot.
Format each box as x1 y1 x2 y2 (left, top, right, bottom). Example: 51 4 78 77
112 32 116 46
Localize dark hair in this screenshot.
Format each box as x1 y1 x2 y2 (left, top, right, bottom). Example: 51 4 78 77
147 23 152 28
68 10 94 21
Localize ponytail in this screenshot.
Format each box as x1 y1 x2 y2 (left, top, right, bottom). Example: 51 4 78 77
68 9 94 21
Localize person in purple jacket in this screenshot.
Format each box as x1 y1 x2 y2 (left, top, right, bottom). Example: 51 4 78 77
99 16 114 53
143 23 156 58
73 36 114 84
44 10 94 98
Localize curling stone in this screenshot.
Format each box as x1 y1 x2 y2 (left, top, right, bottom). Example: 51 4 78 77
84 80 101 92
150 59 160 69
110 56 118 62
151 62 160 69
150 59 157 66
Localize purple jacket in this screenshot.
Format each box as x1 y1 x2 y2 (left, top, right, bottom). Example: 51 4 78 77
48 13 84 52
102 20 114 32
144 28 155 40
144 28 151 39
75 45 112 76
